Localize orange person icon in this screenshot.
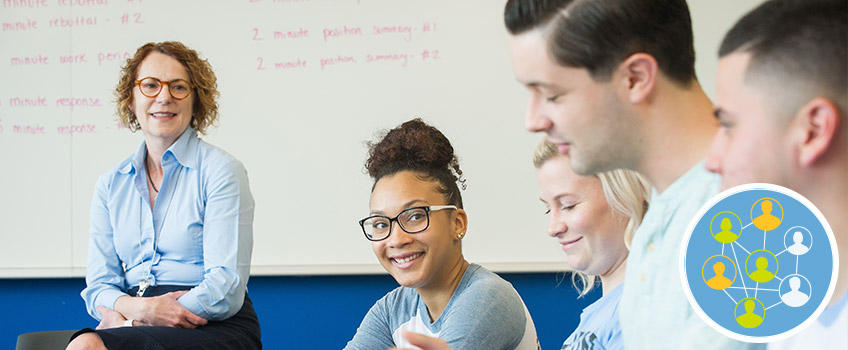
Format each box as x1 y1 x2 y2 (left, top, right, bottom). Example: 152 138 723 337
706 261 733 290
752 199 781 231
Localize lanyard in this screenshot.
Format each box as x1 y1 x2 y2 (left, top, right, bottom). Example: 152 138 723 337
136 157 181 297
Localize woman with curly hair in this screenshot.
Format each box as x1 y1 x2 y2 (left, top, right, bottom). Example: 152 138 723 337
67 41 260 350
344 118 539 350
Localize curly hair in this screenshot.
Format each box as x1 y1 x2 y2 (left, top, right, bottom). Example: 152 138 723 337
534 138 651 297
115 41 219 134
365 118 466 208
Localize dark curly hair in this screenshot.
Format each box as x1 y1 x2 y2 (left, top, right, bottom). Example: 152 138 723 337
365 118 466 208
115 41 219 134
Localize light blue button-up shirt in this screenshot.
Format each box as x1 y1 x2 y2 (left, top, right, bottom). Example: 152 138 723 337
619 162 763 349
82 128 254 321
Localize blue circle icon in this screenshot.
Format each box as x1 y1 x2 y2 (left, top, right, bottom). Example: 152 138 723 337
680 183 838 342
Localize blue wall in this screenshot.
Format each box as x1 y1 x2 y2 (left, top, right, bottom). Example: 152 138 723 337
3 272 599 349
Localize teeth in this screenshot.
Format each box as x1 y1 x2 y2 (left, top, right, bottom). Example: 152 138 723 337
394 252 423 264
152 112 175 117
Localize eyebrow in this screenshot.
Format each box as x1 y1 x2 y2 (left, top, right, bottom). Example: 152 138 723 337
141 76 190 83
540 193 575 205
515 75 554 89
370 199 426 215
164 78 191 83
525 81 557 89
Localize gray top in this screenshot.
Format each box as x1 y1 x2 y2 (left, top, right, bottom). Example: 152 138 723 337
344 263 539 350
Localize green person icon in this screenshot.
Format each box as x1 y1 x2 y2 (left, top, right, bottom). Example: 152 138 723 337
714 217 739 243
736 300 764 328
749 256 775 283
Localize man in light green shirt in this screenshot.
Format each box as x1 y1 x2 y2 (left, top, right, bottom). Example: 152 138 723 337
504 0 763 348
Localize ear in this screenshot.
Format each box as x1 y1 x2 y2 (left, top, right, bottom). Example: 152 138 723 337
616 53 658 104
453 209 468 241
795 97 841 167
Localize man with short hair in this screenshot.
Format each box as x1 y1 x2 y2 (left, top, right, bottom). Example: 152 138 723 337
504 0 759 349
706 0 847 348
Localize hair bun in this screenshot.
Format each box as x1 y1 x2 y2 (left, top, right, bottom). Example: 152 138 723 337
365 118 464 189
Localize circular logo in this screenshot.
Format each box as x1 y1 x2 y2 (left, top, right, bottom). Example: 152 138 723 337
680 183 838 342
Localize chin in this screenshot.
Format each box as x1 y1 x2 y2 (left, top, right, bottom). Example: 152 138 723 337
393 274 425 288
569 159 598 177
382 263 416 286
567 259 588 273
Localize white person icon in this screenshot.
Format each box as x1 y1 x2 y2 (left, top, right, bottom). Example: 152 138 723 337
781 276 811 307
787 231 809 255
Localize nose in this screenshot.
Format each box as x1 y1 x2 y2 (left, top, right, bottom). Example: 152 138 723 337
704 133 725 175
155 85 173 104
547 211 567 238
385 221 413 248
525 96 552 133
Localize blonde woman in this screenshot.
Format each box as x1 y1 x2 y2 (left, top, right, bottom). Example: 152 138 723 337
534 139 650 350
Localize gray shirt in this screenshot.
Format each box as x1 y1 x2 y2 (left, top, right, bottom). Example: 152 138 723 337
344 263 539 350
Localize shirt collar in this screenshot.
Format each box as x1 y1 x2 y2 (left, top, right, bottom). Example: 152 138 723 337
654 161 715 202
117 127 199 174
817 291 848 327
167 127 198 169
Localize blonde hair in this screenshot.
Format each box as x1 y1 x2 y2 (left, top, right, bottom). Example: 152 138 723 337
533 138 651 297
115 41 219 134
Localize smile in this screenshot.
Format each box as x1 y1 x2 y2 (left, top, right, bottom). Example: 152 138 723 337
561 237 582 252
150 112 177 118
391 252 424 268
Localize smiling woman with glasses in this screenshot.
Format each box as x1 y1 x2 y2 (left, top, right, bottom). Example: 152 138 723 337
67 41 260 350
344 118 539 350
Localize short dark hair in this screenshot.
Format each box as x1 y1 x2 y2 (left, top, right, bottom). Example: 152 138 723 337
719 0 847 117
504 0 697 86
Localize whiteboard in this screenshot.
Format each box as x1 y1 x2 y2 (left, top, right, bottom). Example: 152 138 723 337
0 0 763 277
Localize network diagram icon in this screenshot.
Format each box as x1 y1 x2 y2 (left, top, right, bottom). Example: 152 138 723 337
680 183 838 342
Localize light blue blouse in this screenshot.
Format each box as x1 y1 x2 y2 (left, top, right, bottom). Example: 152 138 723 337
81 128 254 321
561 284 623 350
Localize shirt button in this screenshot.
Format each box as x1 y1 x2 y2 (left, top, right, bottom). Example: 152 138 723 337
646 242 655 253
640 274 647 283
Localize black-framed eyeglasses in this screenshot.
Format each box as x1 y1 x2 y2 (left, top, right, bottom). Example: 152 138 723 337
358 205 457 241
135 77 195 100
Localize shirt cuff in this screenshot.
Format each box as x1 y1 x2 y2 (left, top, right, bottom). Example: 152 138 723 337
95 289 130 319
178 290 213 320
